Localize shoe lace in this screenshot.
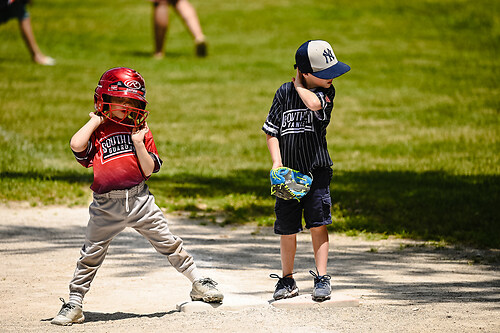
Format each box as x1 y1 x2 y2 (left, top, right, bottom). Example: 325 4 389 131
57 298 76 315
309 270 331 288
197 277 218 289
270 273 295 290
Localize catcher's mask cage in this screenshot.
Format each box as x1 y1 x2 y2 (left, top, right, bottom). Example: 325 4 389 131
94 67 149 128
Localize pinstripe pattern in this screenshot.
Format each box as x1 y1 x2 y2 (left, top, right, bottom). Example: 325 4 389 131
262 82 335 174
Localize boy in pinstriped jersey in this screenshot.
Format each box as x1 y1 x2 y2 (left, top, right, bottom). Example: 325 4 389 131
263 40 350 302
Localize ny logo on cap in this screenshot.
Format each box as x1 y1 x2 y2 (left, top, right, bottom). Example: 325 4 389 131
322 48 335 63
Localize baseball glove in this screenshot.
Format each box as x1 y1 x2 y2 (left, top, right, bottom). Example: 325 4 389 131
270 167 313 201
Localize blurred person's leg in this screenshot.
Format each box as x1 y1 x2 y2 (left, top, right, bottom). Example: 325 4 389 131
172 0 207 56
19 17 54 65
153 0 169 58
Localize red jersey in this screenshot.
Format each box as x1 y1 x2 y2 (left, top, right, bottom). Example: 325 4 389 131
72 121 162 194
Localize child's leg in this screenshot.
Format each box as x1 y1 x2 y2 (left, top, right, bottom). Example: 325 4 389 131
303 167 333 276
309 225 332 301
133 187 223 302
274 197 303 278
310 225 329 276
69 199 127 305
136 222 200 282
280 234 297 277
132 189 200 282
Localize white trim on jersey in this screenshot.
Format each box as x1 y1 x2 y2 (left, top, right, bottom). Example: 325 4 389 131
314 92 327 121
263 122 279 135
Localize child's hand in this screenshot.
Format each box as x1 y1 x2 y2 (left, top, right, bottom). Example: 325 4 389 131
131 122 149 144
272 162 283 169
89 112 105 125
292 68 305 88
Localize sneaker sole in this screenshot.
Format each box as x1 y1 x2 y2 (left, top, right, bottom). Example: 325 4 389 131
190 295 223 303
273 288 299 301
312 295 331 302
51 314 85 326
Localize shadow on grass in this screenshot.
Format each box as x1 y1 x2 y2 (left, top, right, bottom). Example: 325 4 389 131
148 170 270 199
331 171 500 249
148 169 500 248
1 168 499 248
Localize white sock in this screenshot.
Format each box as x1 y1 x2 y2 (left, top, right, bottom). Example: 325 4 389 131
183 266 202 283
68 293 83 307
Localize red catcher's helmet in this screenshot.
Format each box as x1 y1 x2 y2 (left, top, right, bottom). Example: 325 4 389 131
94 67 149 127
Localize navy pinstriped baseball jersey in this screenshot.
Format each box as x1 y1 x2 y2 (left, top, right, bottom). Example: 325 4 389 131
262 81 335 174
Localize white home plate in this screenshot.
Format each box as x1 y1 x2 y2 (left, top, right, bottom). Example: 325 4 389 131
176 293 359 312
270 293 359 309
176 293 269 313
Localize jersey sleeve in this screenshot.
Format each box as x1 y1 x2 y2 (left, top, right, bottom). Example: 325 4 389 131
262 84 285 137
144 129 163 173
313 85 335 122
71 133 97 168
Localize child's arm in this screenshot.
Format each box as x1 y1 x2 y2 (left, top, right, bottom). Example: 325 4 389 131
70 112 103 152
132 123 155 177
266 134 283 169
292 69 322 111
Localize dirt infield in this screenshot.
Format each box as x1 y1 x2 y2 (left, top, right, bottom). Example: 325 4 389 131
0 203 499 332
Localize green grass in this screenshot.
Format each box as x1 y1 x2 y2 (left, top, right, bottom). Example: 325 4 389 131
0 0 498 248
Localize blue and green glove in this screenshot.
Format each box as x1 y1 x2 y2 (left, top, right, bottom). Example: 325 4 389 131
270 167 313 201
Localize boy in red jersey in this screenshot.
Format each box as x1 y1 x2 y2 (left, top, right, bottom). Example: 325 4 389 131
51 67 223 326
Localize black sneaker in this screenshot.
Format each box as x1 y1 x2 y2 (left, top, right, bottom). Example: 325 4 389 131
195 41 207 57
270 273 299 300
310 270 331 302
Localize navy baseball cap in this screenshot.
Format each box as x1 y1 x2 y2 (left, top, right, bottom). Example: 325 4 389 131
294 40 350 79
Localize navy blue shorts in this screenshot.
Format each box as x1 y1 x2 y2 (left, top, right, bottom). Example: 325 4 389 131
0 1 29 25
274 167 333 235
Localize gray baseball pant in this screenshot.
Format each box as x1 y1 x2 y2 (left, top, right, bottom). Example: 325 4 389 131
68 182 198 305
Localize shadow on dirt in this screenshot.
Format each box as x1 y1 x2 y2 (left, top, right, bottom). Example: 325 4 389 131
83 310 177 322
41 310 177 324
1 217 499 307
328 246 500 305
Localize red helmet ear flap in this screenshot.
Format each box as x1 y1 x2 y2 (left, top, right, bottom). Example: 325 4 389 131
94 94 103 113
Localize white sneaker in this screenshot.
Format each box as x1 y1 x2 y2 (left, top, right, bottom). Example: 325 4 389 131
51 298 84 326
40 56 56 66
190 278 223 303
34 55 56 66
